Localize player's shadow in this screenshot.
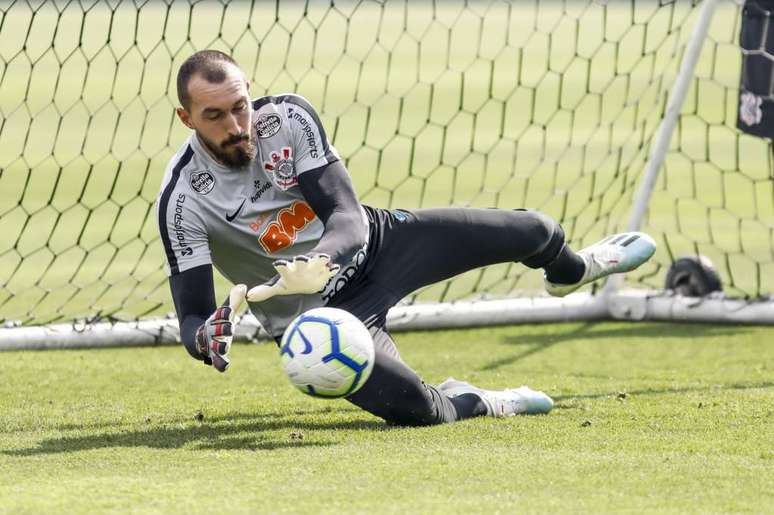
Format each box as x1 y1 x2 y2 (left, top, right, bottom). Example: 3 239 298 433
479 322 750 371
47 407 358 432
3 409 386 457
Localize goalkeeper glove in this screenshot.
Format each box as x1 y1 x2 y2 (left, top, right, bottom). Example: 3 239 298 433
195 284 247 372
246 254 340 303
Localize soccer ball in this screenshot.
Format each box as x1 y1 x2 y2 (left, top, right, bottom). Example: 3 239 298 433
279 307 375 398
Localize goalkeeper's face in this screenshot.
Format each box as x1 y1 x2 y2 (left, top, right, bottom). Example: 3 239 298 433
178 66 256 168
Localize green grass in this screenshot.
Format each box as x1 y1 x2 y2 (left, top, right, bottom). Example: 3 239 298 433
1 322 773 513
2 1 774 324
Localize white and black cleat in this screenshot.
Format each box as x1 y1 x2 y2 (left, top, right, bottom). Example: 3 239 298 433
437 377 554 416
544 232 656 298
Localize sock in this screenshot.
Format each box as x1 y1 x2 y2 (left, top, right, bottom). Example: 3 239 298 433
449 393 489 419
544 245 586 284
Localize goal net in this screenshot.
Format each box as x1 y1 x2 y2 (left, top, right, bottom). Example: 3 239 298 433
1 0 771 348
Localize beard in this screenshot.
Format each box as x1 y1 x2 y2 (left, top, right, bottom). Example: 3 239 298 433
198 130 256 169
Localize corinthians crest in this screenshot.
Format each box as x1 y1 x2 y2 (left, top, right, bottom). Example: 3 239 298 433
739 91 763 126
264 146 297 190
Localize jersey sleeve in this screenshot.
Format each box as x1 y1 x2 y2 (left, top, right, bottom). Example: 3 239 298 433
157 148 212 276
281 94 340 175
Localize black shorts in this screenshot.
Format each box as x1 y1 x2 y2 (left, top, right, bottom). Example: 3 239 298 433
328 205 556 357
316 206 558 426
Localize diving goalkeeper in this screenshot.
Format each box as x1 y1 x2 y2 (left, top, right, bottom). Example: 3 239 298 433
157 50 656 426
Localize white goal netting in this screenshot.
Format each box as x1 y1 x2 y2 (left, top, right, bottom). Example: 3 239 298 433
1 0 772 348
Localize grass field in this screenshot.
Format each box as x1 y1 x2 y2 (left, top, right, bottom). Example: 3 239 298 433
2 4 772 513
1 1 773 325
1 322 773 513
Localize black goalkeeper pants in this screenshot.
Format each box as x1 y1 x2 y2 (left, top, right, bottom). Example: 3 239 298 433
327 206 562 426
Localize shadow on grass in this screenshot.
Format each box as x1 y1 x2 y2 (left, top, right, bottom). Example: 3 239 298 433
51 406 365 432
3 409 386 456
480 322 749 371
553 380 774 405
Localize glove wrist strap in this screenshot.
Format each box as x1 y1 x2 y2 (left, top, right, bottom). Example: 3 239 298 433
195 325 209 359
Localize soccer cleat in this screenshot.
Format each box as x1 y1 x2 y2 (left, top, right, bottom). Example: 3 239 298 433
437 377 554 416
544 231 656 297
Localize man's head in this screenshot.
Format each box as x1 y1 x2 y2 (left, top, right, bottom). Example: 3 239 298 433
176 50 256 168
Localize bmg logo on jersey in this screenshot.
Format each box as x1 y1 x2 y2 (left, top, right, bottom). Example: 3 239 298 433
190 171 215 194
264 147 297 190
258 201 316 253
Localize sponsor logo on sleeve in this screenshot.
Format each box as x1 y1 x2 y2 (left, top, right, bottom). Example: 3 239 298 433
263 147 297 190
173 193 193 256
254 113 282 138
288 108 320 158
740 92 763 126
190 171 215 194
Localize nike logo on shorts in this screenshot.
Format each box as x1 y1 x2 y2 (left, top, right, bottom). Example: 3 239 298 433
226 200 246 222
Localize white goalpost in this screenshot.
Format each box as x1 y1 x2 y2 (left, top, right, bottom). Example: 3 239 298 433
605 0 774 326
1 0 772 351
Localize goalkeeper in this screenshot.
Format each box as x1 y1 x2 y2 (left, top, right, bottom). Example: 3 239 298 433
157 50 655 426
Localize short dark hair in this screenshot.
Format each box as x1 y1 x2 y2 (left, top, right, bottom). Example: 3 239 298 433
176 50 239 110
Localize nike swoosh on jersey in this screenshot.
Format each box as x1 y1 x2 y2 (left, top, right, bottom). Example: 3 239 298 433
225 199 246 222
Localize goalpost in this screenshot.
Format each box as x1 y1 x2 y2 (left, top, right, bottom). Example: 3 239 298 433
1 0 772 350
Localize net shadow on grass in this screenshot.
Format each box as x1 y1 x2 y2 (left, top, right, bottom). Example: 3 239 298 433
479 322 750 371
3 412 386 456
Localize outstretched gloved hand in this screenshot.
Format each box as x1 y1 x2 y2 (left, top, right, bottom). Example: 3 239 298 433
195 284 247 372
246 254 339 303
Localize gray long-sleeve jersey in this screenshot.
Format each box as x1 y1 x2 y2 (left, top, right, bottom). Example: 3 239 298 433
157 94 368 337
